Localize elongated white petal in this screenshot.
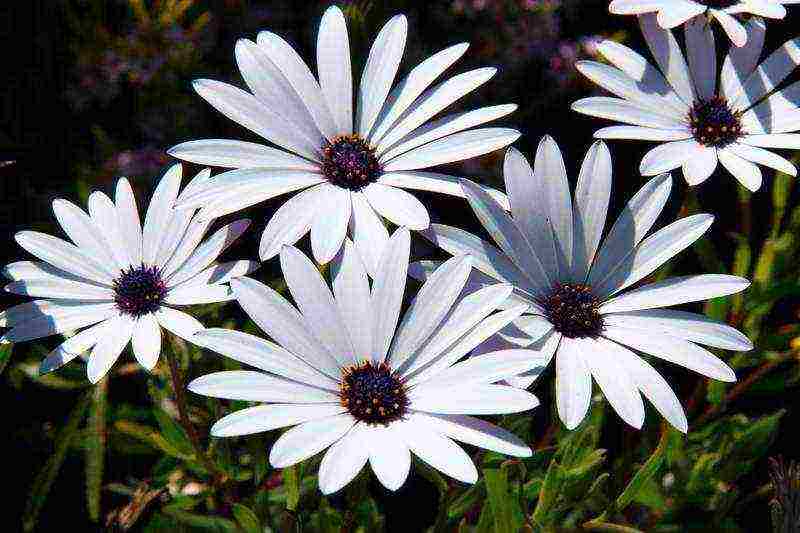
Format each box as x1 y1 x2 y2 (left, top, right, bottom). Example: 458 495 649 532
573 141 612 281
115 178 143 266
132 313 161 371
556 337 592 429
370 228 411 362
589 173 672 287
160 219 213 280
573 97 686 130
15 231 113 286
87 192 131 270
602 309 752 351
318 424 369 495
639 13 695 104
725 143 797 177
1 299 84 328
142 164 182 266
167 220 250 287
382 128 520 172
394 417 478 484
608 0 674 16
6 279 114 301
363 183 429 230
356 15 408 137
538 136 574 278
258 183 327 261
718 148 762 191
269 414 356 468
411 383 538 415
39 320 109 375
711 9 747 48
602 325 737 382
168 139 318 170
640 139 701 175
581 337 645 429
595 125 692 141
378 171 510 209
389 255 472 369
188 370 339 403
601 274 750 313
317 6 353 134
682 145 718 185
171 260 258 289
311 185 351 264
741 133 800 149
231 277 341 378
87 314 134 383
1 303 117 343
371 43 469 145
685 16 716 100
331 239 373 361
255 31 338 140
415 349 549 390
739 38 800 110
52 199 118 276
365 424 411 491
657 2 707 28
596 213 714 297
721 17 766 106
212 404 345 437
280 245 355 367
349 191 389 278
163 285 233 305
414 412 531 457
154 307 204 341
502 331 560 389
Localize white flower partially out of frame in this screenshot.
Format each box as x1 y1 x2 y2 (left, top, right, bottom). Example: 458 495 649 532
573 14 800 191
413 139 752 433
188 228 546 495
168 5 518 277
0 164 256 383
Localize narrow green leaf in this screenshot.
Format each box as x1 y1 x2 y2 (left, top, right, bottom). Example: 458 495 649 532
614 427 670 512
162 508 239 531
232 503 262 533
153 408 194 457
85 378 108 522
23 392 91 532
532 459 565 526
283 464 300 512
484 467 523 533
0 343 12 374
113 420 192 460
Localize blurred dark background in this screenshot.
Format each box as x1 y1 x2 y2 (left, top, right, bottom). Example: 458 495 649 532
2 0 799 530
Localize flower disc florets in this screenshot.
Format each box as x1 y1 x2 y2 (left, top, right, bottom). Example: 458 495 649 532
321 135 381 190
538 282 603 338
340 360 409 425
113 265 167 318
689 96 743 148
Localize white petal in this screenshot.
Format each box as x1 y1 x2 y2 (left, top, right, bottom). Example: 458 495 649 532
573 141 612 281
163 285 234 305
52 199 118 276
536 136 573 278
1 303 117 343
682 145 718 185
193 328 336 388
379 104 516 162
15 231 113 286
378 171 510 209
370 228 411 362
259 183 327 261
87 314 134 383
600 274 750 313
739 37 800 110
188 370 340 403
370 43 469 145
411 383 538 415
639 139 701 175
154 307 204 341
602 309 753 351
168 139 318 170
602 325 737 382
269 414 355 468
639 13 695 104
350 191 390 278
376 67 497 153
115 178 143 266
413 412 531 457
389 256 473 369
572 97 686 130
656 1 706 28
231 277 341 377
711 9 747 48
160 218 213 280
740 133 800 149
555 337 592 429
167 220 251 287
501 331 560 389
132 313 161 371
594 125 692 141
414 349 549 390
87 192 131 270
685 17 716 100
39 320 108 375
331 239 373 360
255 31 338 140
211 404 346 437
5 278 114 301
0 299 83 328
280 245 355 367
365 424 411 491
589 173 672 287
725 143 797 177
318 424 369 495
382 128 520 172
171 260 258 289
596 213 714 297
363 183 429 230
356 14 408 138
717 148 763 191
582 337 645 429
310 185 351 264
394 417 478 484
608 0 673 16
193 79 321 160
721 17 766 106
317 6 353 134
142 164 182 266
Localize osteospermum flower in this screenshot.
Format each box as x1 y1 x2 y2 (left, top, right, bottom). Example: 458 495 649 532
572 15 800 191
414 139 753 432
168 5 518 276
188 228 544 494
0 164 255 383
609 0 799 46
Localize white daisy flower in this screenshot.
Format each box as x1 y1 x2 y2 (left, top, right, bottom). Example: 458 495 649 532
0 164 256 383
572 15 800 191
168 5 518 276
413 139 753 432
609 0 800 46
188 228 544 494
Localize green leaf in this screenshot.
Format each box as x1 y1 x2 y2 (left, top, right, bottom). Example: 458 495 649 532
153 408 194 457
531 458 565 526
0 342 12 374
614 427 670 512
232 503 262 533
85 378 108 522
113 420 192 460
162 508 239 531
484 467 524 533
283 464 300 512
23 392 91 532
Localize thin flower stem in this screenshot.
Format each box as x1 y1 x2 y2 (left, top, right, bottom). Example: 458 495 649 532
164 340 226 485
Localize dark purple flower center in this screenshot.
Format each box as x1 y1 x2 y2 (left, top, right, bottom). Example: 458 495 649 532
538 282 603 338
113 265 167 317
697 1 738 7
340 361 408 425
321 135 381 190
689 96 743 148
